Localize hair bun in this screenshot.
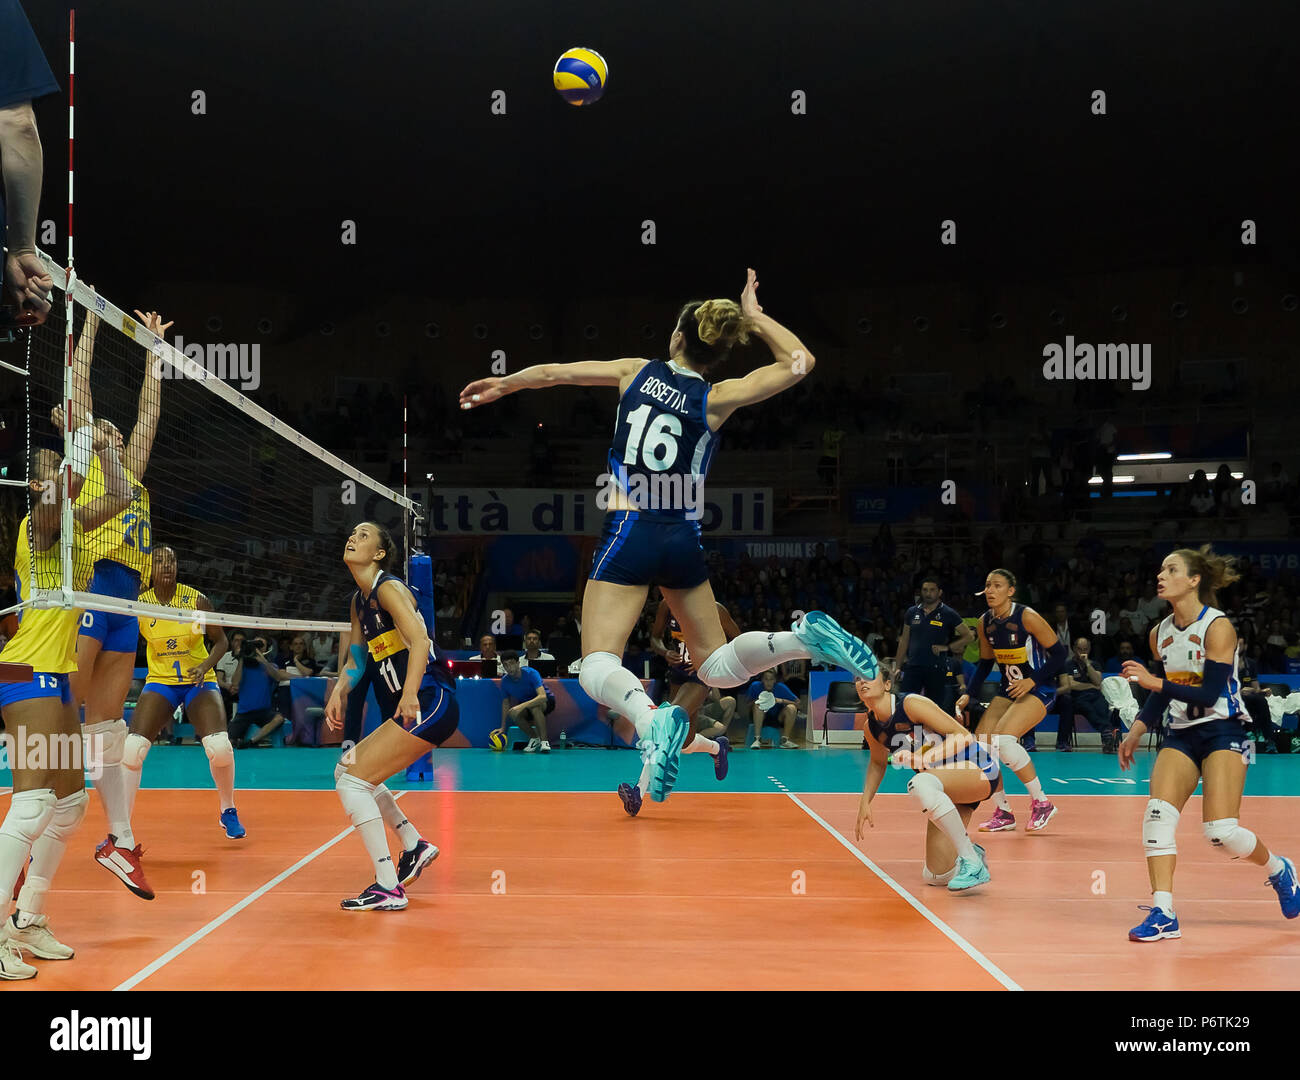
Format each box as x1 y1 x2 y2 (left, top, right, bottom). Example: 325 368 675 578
695 299 750 348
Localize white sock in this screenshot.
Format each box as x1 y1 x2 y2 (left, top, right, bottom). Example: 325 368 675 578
336 774 398 890
1266 854 1286 877
995 735 1043 803
579 651 660 740
637 759 652 797
374 785 421 851
1153 890 1175 916
16 789 88 925
87 720 135 849
935 804 978 861
698 632 808 689
909 774 976 860
205 758 235 814
1026 777 1045 801
683 735 719 755
992 788 1012 813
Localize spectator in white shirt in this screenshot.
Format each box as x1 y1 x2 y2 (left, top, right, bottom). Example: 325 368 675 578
520 629 554 665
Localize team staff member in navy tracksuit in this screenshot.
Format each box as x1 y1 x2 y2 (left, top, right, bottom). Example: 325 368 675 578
894 577 973 708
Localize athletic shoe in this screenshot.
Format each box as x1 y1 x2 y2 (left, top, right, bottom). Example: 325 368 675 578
1101 732 1118 754
0 913 73 959
1056 740 1073 753
793 610 879 681
617 782 643 817
713 736 730 781
397 839 439 887
750 739 762 749
540 740 552 753
220 808 246 840
524 738 540 753
780 737 799 749
648 703 689 803
978 808 1016 832
1027 799 1058 832
0 941 35 980
1129 905 1180 942
94 835 156 901
1267 856 1300 919
340 882 408 911
948 847 991 891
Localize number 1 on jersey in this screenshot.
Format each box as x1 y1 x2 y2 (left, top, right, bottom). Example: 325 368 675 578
623 403 682 472
379 657 401 693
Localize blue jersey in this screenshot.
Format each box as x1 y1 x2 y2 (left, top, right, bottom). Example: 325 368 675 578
982 603 1050 685
353 570 455 716
867 692 999 781
606 359 717 521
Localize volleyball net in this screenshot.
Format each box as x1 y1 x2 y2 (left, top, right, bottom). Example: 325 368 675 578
2 250 419 634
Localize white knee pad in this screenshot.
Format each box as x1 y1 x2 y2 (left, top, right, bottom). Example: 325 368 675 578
334 761 349 783
83 717 127 768
336 772 382 827
577 651 622 702
695 644 751 689
1142 798 1179 857
0 789 57 845
1204 818 1257 859
922 861 959 886
122 732 151 771
906 771 949 817
43 788 89 841
201 731 234 769
995 733 1030 772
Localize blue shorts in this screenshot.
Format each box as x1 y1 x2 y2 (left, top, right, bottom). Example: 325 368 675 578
996 682 1057 709
0 671 73 710
79 561 143 653
667 664 702 687
400 683 460 746
1161 716 1251 769
589 512 709 590
140 680 219 713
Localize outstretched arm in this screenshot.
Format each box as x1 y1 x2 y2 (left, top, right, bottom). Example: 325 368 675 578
460 358 648 410
123 310 173 478
706 269 815 427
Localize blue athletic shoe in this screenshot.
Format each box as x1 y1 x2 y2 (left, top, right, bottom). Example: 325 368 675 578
220 808 246 840
648 703 689 803
1129 905 1181 942
1268 856 1300 919
948 846 991 891
618 782 643 817
713 736 730 782
793 611 878 681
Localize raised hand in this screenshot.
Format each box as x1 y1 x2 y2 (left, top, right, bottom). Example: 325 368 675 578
740 267 762 319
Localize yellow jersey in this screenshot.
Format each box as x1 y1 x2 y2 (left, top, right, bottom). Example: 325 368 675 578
0 516 89 674
137 583 213 685
80 457 151 586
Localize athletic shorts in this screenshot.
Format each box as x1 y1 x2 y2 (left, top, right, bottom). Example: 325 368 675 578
589 512 709 590
79 561 143 653
141 680 220 713
1161 716 1251 769
666 664 702 687
0 671 72 710
995 682 1057 709
514 695 556 716
402 683 460 746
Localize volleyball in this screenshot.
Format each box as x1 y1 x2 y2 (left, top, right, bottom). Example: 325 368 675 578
553 47 608 105
489 730 508 752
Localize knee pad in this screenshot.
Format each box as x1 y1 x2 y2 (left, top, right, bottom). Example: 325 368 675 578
695 644 751 689
335 772 381 826
44 788 89 841
995 733 1030 772
906 771 948 817
577 651 621 701
334 761 349 783
83 717 126 768
122 732 151 772
922 861 958 886
0 789 57 845
201 731 234 769
1204 818 1257 859
1142 798 1179 857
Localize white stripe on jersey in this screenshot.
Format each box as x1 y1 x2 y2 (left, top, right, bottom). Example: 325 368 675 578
1156 605 1242 729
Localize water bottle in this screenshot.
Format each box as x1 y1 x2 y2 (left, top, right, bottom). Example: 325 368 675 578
560 729 568 750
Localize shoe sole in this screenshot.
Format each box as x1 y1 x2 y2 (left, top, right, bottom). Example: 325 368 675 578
798 611 879 680
1027 806 1059 832
714 740 730 782
340 899 409 911
400 846 440 887
95 854 156 901
978 822 1016 832
1130 929 1181 941
649 706 689 802
948 874 991 892
0 966 36 980
220 820 247 840
617 786 642 818
9 941 73 960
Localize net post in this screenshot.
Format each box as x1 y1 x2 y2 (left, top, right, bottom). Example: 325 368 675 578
403 393 410 582
61 10 77 602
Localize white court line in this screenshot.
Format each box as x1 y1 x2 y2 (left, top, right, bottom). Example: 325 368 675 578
113 792 405 991
772 779 1023 991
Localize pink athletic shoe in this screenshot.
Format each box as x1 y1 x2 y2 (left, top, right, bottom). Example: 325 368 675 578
1027 799 1058 832
978 807 1016 832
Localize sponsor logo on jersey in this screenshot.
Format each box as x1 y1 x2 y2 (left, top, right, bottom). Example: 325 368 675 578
1189 634 1202 645
1161 636 1174 649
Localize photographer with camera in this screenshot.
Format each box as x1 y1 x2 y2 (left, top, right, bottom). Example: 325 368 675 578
227 633 286 747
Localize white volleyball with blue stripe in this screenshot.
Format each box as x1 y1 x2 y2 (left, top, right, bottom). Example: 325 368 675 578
553 47 608 105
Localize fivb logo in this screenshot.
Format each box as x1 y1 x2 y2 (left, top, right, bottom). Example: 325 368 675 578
152 335 261 390
1041 337 1151 390
595 464 704 520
